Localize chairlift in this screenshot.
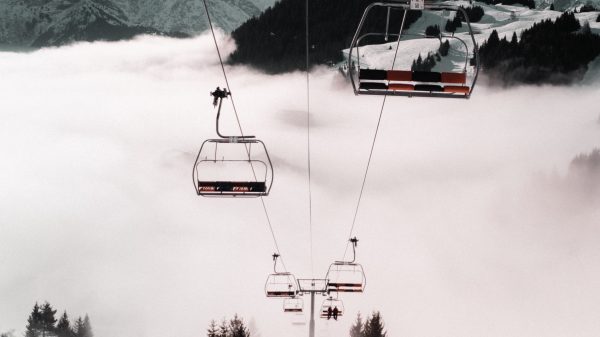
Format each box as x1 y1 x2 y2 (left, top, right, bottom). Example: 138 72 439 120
326 237 366 293
320 296 344 319
283 297 304 313
265 254 298 298
193 87 274 197
347 0 480 98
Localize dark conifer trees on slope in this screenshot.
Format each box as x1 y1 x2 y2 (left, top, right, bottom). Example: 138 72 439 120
40 302 57 337
25 303 43 337
24 303 93 337
230 0 421 73
55 312 72 337
478 12 600 84
349 312 386 337
207 315 251 337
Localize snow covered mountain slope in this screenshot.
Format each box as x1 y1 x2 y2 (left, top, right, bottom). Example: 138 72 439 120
111 0 261 34
344 2 600 72
0 0 261 47
543 0 600 11
31 0 166 47
248 0 278 10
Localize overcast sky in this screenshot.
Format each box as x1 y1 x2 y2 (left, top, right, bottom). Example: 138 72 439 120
1 32 599 337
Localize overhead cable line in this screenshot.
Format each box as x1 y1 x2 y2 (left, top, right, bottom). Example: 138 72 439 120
305 0 315 278
342 10 408 260
201 0 289 272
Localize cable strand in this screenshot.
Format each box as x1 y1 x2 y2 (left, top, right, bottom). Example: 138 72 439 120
202 0 289 272
342 9 408 260
305 0 315 279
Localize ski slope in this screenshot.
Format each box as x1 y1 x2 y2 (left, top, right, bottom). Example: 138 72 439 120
343 2 599 73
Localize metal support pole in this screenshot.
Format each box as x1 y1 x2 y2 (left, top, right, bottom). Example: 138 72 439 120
309 291 315 337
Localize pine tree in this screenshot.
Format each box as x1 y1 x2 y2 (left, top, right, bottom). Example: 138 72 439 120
73 318 84 337
40 302 57 337
81 315 93 337
349 313 363 337
56 312 72 337
219 319 229 337
362 312 386 337
444 19 456 34
229 315 250 337
549 3 555 10
25 303 43 337
207 320 219 337
425 24 441 37
439 40 450 56
362 316 371 337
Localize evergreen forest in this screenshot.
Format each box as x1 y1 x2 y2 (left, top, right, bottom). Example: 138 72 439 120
206 315 250 337
349 312 387 337
478 12 600 84
230 0 421 73
22 302 93 337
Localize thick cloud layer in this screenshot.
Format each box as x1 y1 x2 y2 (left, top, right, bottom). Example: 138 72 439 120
0 33 599 337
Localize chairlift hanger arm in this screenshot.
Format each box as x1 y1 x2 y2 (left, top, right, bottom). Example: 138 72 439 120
211 87 255 140
273 253 281 273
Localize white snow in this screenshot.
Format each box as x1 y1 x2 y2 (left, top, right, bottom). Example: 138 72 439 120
342 2 600 72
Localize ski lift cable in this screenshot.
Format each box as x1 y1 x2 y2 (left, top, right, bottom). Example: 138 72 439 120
201 0 289 272
341 10 408 261
305 0 315 279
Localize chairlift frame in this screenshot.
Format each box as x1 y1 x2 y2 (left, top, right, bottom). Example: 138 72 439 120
320 296 345 319
283 297 304 313
265 254 299 298
193 87 274 197
347 0 480 98
326 237 366 293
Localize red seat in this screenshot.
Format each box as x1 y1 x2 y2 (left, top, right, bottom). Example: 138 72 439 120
387 70 412 81
441 72 467 84
444 85 470 94
388 83 414 91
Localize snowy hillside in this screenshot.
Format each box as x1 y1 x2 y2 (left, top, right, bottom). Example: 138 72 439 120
0 0 263 47
110 0 262 34
344 2 600 73
545 0 600 10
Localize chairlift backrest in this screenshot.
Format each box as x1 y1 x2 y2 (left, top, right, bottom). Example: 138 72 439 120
320 297 344 318
265 272 298 297
347 1 480 98
283 297 304 313
326 261 366 293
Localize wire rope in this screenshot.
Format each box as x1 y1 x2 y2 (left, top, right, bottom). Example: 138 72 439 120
342 9 408 260
201 0 289 272
305 0 315 279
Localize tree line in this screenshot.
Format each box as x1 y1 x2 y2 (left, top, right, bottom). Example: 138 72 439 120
230 0 421 73
350 312 387 337
205 312 388 337
478 11 600 84
479 0 535 9
206 315 250 337
25 302 93 337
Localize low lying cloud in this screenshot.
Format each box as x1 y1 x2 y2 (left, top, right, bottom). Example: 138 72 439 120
0 33 599 337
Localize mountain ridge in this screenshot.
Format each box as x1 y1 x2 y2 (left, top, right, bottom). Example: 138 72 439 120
0 0 271 48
